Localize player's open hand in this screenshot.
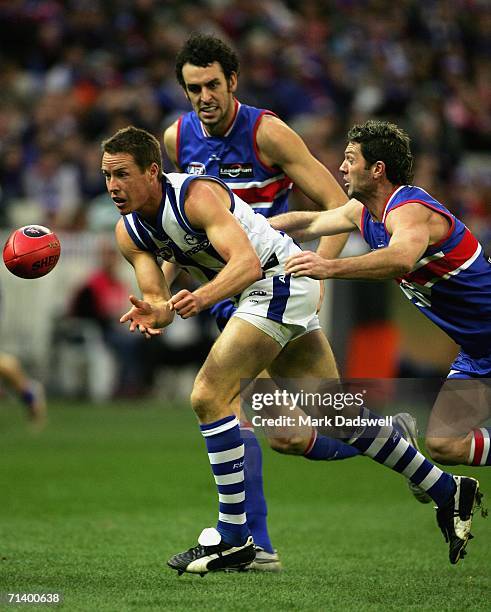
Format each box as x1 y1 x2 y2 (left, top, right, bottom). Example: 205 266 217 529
120 295 163 338
169 289 204 318
285 251 330 280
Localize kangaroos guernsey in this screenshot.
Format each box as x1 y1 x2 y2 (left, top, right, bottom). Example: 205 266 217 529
361 185 491 362
122 173 319 329
176 100 292 218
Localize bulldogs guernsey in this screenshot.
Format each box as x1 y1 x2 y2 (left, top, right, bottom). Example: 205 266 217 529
361 185 491 367
176 100 292 218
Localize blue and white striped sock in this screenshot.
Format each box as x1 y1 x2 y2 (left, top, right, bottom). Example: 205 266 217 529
348 410 455 507
200 415 250 546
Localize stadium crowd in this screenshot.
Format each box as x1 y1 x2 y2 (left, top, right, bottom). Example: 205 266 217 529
0 0 489 246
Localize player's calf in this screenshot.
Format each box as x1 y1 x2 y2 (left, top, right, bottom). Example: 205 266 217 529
425 434 472 465
267 433 309 455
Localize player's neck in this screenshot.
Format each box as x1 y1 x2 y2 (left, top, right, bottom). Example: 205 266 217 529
138 183 164 225
365 183 398 222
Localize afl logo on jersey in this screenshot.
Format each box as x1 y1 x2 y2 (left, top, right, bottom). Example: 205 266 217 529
187 162 206 175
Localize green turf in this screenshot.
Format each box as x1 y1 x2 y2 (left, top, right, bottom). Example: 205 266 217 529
0 399 489 611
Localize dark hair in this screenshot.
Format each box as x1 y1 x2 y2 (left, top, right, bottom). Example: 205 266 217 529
347 120 414 185
101 126 163 179
175 33 239 89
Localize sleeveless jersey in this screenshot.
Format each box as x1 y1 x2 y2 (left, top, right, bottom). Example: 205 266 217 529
360 185 491 357
123 173 299 286
176 100 292 218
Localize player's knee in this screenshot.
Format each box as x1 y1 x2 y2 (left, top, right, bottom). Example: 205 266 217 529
268 434 307 455
190 380 219 420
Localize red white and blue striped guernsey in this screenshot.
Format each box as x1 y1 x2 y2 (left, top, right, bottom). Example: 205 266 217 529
176 100 292 218
361 185 491 376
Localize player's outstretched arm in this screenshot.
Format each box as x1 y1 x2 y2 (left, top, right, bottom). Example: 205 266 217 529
170 180 262 318
256 115 349 258
115 219 175 335
270 199 360 241
285 203 431 280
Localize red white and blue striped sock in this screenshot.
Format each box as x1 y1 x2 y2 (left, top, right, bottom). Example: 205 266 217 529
200 415 250 546
347 409 455 507
469 427 491 466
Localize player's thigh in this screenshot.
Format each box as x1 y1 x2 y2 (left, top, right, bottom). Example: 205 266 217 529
268 329 339 380
194 316 283 407
266 328 339 418
426 378 491 439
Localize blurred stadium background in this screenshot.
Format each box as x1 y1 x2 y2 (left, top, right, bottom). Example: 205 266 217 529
1 3 490 609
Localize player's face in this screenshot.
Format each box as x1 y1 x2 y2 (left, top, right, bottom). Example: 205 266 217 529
101 152 158 216
339 142 376 200
181 62 237 134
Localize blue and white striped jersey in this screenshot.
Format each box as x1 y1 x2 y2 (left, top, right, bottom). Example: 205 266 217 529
123 172 300 286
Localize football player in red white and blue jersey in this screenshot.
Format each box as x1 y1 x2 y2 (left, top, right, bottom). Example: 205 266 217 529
273 119 491 470
163 34 354 569
164 34 348 327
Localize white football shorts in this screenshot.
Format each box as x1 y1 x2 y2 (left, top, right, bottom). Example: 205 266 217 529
232 272 322 347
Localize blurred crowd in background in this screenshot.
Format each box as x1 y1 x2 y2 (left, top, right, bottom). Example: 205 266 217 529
0 0 489 244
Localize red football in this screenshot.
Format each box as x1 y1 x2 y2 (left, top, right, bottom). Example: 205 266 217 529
3 225 61 279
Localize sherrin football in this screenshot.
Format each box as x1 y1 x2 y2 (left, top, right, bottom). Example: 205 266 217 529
3 225 61 279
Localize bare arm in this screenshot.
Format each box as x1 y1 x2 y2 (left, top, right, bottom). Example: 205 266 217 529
161 259 182 288
285 204 432 280
256 115 349 258
170 180 262 318
115 219 175 334
270 199 362 241
163 120 181 169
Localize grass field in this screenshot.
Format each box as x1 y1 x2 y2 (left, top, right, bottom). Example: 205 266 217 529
1 399 489 611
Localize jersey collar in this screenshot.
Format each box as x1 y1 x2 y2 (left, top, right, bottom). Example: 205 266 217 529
381 185 405 224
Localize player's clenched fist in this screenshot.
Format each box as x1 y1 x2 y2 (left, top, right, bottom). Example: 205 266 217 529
170 290 204 318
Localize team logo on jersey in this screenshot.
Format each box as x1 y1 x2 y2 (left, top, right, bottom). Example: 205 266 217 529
186 239 210 256
184 233 200 245
219 163 254 179
158 245 173 260
186 162 206 175
155 238 173 261
399 279 431 308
